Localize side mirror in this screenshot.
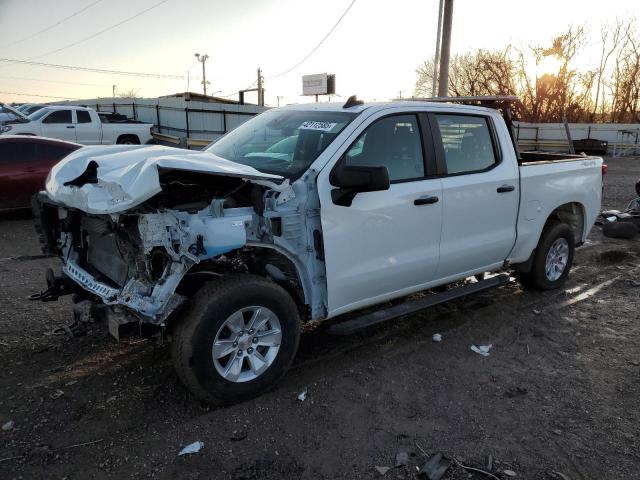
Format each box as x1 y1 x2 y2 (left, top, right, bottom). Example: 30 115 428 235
330 162 390 206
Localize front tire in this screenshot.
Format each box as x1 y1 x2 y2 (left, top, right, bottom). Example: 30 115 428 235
171 275 300 405
519 221 575 290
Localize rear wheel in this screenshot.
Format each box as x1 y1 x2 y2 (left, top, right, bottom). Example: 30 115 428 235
518 221 575 290
171 275 300 405
116 135 139 145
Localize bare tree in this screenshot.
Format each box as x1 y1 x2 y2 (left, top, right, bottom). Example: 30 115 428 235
415 19 640 123
117 88 141 99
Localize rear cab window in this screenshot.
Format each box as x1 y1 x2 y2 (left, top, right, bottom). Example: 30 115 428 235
76 110 92 124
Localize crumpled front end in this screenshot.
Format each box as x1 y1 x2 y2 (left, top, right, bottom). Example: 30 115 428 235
35 192 253 324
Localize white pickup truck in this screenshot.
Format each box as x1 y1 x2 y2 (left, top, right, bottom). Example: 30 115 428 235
33 96 603 405
0 105 153 145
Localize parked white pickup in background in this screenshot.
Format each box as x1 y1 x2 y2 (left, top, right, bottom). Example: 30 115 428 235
0 105 153 145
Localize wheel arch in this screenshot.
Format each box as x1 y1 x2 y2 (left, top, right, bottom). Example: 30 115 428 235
545 201 586 245
175 245 312 322
512 201 585 273
116 133 140 144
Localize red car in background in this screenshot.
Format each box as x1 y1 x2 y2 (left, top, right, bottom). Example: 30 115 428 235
0 136 82 210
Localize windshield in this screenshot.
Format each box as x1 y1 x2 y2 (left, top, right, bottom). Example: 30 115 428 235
29 108 51 121
206 109 357 178
1 103 27 120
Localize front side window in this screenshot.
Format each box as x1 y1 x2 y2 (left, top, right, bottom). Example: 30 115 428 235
435 114 497 174
76 110 91 123
344 114 425 182
43 110 72 124
206 109 357 179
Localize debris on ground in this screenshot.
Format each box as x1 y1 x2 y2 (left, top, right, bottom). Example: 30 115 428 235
297 389 307 402
471 344 492 357
550 471 572 480
2 420 15 431
432 333 442 342
178 441 204 456
395 451 409 467
602 220 638 239
374 466 390 476
230 429 247 441
50 389 64 399
418 452 451 480
485 454 493 472
503 469 517 477
626 279 640 287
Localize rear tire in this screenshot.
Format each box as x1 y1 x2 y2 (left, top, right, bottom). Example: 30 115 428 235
518 221 575 290
602 221 638 239
171 275 300 405
116 135 139 145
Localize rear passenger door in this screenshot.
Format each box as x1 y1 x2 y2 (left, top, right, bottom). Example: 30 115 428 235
41 110 76 142
431 113 519 279
74 110 100 145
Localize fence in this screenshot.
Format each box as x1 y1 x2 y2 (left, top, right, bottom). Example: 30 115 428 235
54 97 640 155
55 96 268 148
514 121 640 156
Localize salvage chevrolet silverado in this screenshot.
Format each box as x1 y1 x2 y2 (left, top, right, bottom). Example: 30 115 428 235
33 96 603 404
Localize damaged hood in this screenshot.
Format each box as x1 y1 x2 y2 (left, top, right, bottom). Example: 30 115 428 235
45 145 283 214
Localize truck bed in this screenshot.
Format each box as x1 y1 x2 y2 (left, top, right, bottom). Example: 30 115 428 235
520 151 595 164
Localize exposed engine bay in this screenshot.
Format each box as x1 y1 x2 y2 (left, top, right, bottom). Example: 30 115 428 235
35 162 328 327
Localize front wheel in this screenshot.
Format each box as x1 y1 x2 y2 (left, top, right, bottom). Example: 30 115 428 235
171 275 300 405
518 221 575 290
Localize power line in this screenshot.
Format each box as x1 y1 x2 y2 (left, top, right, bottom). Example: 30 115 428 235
0 75 111 87
0 0 104 49
0 90 81 100
266 0 356 79
0 58 184 79
28 0 171 60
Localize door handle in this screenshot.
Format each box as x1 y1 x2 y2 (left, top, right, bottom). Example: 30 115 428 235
66 126 75 129
414 195 439 205
497 184 515 193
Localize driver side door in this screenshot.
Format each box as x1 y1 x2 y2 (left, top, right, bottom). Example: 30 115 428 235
317 112 443 317
41 109 76 142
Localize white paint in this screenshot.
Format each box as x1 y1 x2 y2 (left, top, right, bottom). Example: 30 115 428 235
0 106 154 145
45 144 282 214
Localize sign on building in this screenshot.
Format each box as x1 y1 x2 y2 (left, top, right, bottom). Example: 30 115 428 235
302 74 336 96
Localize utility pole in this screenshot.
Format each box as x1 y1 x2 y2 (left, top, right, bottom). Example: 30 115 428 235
257 67 264 106
277 95 282 107
437 0 454 98
432 0 444 96
112 85 116 98
194 53 210 96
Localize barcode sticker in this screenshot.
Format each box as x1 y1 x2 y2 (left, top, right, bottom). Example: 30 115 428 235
299 121 337 131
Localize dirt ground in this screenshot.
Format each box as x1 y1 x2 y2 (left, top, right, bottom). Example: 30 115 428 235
1 156 639 480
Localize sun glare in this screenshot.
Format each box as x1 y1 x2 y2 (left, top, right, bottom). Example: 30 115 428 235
537 55 564 76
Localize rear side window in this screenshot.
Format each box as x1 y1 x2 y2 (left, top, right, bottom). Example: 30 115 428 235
76 110 91 123
435 115 497 174
344 114 425 182
43 110 72 124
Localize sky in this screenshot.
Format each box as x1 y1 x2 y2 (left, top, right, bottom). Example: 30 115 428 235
0 0 638 106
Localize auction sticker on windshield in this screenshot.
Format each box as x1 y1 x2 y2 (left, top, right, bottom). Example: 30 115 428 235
299 121 337 131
